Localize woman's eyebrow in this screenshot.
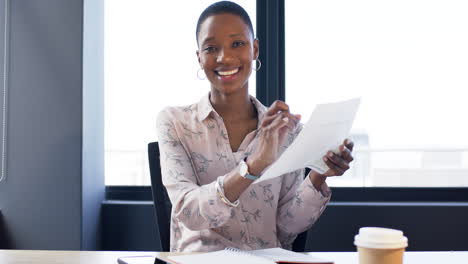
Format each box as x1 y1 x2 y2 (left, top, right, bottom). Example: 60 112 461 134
201 37 215 46
201 33 246 46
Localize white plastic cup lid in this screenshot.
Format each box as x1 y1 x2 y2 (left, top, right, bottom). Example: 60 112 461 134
354 227 408 249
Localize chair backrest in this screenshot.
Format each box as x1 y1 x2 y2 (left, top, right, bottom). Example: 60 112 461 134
148 141 309 252
148 142 172 251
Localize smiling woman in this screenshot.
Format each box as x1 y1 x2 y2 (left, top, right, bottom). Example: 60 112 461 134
155 1 353 253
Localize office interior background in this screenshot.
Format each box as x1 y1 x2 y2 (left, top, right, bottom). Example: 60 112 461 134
0 0 467 252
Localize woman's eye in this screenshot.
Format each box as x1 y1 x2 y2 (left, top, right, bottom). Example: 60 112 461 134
204 46 216 53
233 41 245 48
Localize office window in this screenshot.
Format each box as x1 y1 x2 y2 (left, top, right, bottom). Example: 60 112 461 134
104 1 256 185
286 0 468 187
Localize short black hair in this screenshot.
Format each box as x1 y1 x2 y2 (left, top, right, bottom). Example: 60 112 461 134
196 1 254 45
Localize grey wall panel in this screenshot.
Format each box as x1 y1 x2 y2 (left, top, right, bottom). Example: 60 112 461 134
0 0 104 250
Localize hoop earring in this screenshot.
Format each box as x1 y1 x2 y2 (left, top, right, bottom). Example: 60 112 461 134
197 68 206 80
254 58 262 71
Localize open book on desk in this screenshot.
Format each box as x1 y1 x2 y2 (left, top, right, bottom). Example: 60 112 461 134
117 248 333 264
167 247 333 264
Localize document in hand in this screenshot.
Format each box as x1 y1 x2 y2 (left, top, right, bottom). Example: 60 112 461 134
168 247 333 264
255 98 361 183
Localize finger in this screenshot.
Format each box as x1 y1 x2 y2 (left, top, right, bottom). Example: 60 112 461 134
284 117 296 131
265 100 290 116
344 138 354 151
285 112 300 130
326 151 350 171
277 115 295 132
261 111 300 128
261 112 286 128
261 113 279 128
281 112 300 131
323 156 345 176
339 144 354 163
263 100 301 125
267 113 290 132
290 113 301 127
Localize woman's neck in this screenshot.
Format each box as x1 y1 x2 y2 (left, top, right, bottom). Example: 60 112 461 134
209 88 256 122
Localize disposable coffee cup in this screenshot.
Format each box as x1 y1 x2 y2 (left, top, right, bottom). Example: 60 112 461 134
354 227 408 264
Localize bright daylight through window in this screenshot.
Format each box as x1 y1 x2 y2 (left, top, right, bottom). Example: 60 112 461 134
105 1 468 187
286 0 468 187
104 0 256 185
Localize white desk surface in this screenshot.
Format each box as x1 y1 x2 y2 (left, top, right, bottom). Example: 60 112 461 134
1 250 467 264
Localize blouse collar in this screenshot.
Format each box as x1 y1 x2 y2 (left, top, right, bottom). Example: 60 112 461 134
197 92 267 122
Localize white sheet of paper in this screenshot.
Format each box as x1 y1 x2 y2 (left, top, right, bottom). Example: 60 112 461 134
254 98 361 184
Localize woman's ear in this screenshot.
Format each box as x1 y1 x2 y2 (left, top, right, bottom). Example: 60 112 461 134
253 38 259 60
196 50 203 68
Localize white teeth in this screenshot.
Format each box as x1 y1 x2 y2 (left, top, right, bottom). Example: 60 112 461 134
217 68 239 76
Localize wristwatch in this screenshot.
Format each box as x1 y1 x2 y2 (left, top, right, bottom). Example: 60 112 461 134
239 158 260 181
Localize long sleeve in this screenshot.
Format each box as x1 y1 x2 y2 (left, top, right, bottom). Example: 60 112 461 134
276 169 331 248
275 124 332 248
156 109 235 231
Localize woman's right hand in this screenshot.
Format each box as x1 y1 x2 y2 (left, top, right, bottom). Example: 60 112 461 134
246 100 301 176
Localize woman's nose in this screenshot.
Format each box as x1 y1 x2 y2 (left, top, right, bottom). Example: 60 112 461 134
216 49 234 64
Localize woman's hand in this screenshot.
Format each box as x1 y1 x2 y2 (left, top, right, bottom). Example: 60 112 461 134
309 139 355 189
247 100 301 176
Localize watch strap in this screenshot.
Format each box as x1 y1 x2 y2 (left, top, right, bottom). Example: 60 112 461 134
242 157 260 181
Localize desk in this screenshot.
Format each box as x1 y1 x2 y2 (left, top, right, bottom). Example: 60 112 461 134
1 250 467 264
0 250 155 264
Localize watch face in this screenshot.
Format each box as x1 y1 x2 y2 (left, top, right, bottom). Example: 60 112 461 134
239 161 248 176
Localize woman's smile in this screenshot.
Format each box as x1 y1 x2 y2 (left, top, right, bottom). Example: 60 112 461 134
215 67 241 81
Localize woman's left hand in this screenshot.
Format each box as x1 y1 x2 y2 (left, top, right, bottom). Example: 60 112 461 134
322 138 354 177
309 139 354 188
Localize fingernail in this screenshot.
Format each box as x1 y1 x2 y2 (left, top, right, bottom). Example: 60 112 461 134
323 157 327 161
328 152 333 157
282 117 289 122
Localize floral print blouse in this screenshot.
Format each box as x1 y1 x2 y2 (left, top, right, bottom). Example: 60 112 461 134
156 93 331 252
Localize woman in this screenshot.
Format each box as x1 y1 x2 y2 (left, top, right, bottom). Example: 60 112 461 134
156 1 354 252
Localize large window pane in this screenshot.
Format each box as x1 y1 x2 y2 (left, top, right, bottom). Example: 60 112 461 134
286 0 468 187
105 1 256 185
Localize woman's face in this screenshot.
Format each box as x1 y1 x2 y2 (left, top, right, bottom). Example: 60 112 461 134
197 13 258 95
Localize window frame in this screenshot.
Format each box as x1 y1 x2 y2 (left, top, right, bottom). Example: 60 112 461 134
105 0 468 202
105 186 468 202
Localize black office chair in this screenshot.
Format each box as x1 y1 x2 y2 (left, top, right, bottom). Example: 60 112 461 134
148 142 172 251
148 142 309 252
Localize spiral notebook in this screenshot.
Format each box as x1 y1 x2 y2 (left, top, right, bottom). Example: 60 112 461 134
167 247 333 264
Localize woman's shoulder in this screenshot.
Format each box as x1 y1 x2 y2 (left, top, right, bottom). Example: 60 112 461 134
156 103 199 124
